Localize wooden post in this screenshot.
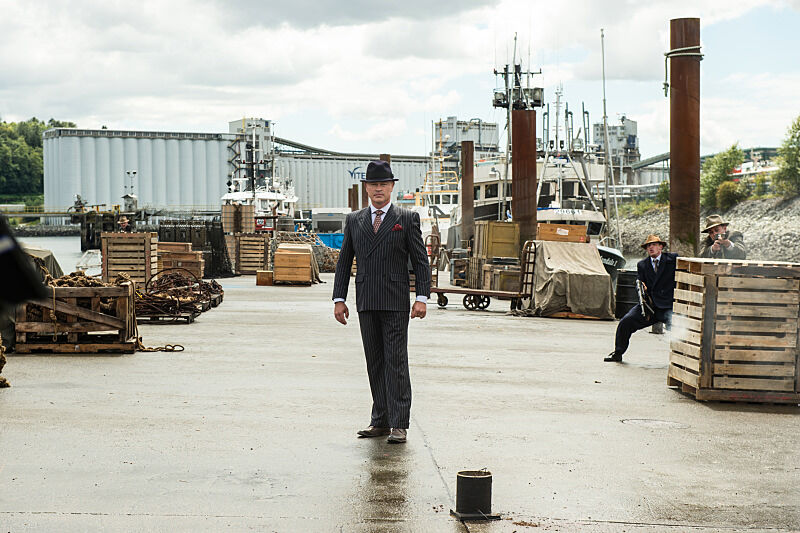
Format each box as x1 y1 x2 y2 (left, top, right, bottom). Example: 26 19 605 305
669 18 701 257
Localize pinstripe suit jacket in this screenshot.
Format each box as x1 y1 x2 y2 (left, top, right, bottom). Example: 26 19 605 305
332 205 431 312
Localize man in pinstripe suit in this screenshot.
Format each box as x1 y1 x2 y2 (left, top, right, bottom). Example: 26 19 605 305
333 160 431 444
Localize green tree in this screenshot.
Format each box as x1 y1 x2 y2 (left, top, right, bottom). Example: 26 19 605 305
716 181 747 211
656 179 670 204
700 143 744 208
0 116 72 195
774 115 800 195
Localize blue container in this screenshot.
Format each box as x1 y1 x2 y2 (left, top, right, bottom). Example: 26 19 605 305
317 233 344 249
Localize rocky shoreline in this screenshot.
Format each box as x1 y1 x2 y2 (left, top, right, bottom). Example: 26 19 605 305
616 196 800 263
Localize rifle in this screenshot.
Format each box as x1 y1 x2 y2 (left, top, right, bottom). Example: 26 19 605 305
635 279 655 321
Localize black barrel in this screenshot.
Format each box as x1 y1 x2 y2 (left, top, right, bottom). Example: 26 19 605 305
615 269 638 319
456 470 493 516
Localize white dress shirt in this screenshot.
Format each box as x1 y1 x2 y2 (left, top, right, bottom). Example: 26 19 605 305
334 201 427 305
651 253 662 271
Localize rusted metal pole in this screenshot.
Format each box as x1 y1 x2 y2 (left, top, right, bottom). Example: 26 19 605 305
461 141 475 248
349 185 357 211
511 110 538 249
669 18 701 256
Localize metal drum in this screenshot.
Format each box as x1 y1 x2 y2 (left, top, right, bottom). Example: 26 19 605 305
615 269 638 319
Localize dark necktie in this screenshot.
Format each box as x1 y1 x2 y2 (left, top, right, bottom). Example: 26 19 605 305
653 258 659 272
373 209 383 234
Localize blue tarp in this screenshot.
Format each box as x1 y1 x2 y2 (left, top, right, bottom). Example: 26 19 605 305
317 233 344 249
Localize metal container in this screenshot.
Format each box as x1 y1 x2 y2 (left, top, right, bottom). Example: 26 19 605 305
450 470 500 520
615 269 638 318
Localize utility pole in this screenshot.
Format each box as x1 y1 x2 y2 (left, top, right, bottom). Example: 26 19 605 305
493 34 542 221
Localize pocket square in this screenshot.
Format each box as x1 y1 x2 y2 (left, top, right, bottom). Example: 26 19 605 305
391 224 403 231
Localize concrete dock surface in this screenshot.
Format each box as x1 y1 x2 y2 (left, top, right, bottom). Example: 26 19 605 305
1 274 798 532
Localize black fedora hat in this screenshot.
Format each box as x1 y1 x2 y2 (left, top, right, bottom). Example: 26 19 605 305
363 160 398 182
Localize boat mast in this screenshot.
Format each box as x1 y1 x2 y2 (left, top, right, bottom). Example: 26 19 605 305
600 28 622 247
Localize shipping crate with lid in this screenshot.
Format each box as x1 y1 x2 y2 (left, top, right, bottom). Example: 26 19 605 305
668 257 800 403
273 244 313 284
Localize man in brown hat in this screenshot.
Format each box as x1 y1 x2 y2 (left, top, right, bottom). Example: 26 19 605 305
605 234 678 362
699 214 746 259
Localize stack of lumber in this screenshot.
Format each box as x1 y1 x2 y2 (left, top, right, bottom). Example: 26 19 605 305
536 223 588 243
157 241 204 279
101 232 158 285
273 243 319 284
668 257 800 403
15 272 136 354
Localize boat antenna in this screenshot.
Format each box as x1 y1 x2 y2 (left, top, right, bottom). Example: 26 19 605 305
600 28 622 247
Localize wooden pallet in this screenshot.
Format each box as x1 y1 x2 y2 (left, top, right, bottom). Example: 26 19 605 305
136 311 199 324
236 233 270 275
102 232 158 285
668 258 800 403
210 293 224 307
15 283 137 354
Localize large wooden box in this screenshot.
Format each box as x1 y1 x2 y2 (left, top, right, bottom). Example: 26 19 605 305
668 258 800 403
474 221 520 260
157 242 204 279
15 283 137 353
273 244 313 283
537 223 588 243
101 232 158 285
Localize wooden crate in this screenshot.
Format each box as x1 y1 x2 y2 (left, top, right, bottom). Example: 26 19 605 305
536 223 588 243
102 232 158 285
468 256 485 289
236 233 270 275
15 283 137 353
668 258 800 403
256 270 273 286
474 221 520 260
273 244 313 284
225 234 238 273
157 242 192 253
222 204 255 234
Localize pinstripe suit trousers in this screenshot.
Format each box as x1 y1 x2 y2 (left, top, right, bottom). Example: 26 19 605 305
358 310 411 429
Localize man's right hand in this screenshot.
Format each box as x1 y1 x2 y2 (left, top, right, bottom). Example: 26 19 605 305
334 302 349 325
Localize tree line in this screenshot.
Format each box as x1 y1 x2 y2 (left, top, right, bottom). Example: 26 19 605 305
0 117 76 197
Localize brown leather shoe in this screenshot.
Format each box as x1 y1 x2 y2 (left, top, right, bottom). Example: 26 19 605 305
387 428 407 444
357 426 390 438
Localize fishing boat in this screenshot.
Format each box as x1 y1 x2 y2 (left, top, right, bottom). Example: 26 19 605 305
221 176 298 231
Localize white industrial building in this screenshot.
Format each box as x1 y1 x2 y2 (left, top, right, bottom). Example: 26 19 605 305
43 119 429 211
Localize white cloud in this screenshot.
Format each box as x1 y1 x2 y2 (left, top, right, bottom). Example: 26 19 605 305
0 0 797 156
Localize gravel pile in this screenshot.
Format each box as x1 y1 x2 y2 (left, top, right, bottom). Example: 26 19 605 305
615 196 800 263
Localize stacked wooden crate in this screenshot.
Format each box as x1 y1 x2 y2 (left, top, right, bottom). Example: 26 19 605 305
273 244 314 284
236 233 270 274
537 223 588 243
221 204 255 234
15 282 137 354
157 242 205 279
668 257 800 403
101 232 158 285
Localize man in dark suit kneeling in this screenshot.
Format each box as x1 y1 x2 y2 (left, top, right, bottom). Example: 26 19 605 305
605 234 678 362
332 160 431 444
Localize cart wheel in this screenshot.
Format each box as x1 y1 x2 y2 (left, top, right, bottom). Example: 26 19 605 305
463 295 478 310
437 294 448 308
477 296 491 310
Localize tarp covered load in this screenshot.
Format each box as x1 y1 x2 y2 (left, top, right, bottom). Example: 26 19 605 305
529 240 614 319
1 246 63 350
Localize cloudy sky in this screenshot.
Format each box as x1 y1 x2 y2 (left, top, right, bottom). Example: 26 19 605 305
1 0 799 158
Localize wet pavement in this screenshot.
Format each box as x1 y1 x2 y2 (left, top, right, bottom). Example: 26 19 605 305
1 274 798 532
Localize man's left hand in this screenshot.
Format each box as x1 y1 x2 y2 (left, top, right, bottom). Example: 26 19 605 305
720 238 732 248
410 301 426 319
